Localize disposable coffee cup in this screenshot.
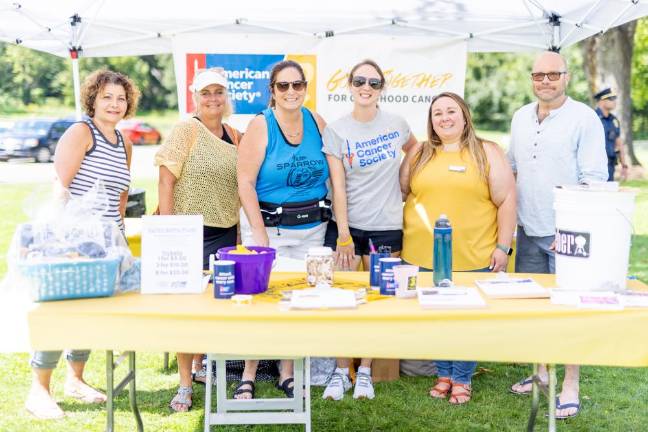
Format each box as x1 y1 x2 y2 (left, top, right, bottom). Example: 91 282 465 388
393 265 419 298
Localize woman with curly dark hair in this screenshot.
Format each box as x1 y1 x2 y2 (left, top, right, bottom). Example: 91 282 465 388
25 69 140 419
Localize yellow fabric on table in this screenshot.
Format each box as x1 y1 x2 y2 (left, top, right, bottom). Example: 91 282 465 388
28 272 648 367
262 273 389 303
124 217 142 257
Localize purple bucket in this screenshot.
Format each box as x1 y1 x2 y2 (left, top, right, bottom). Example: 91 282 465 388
216 246 276 294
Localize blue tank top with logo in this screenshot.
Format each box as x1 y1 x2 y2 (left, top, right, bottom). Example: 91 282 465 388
256 107 329 229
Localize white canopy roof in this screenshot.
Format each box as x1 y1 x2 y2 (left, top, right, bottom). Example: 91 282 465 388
2 0 647 57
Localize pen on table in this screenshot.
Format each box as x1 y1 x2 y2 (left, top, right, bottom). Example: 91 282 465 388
368 238 376 254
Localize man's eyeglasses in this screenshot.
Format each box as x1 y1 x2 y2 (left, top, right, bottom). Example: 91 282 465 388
273 80 307 92
351 76 384 90
531 71 567 82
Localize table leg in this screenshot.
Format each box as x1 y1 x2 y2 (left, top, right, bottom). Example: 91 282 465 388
527 363 540 432
106 351 115 432
305 356 311 432
163 352 170 371
105 351 143 432
129 352 144 432
547 364 557 432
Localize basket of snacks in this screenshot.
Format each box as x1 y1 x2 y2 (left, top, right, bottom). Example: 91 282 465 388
11 221 128 302
19 256 122 301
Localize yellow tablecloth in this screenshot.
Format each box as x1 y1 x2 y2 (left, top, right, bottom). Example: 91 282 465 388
28 272 648 367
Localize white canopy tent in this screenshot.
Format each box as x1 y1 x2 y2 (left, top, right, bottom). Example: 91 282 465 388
1 0 647 118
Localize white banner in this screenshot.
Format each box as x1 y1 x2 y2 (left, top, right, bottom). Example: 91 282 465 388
172 34 467 137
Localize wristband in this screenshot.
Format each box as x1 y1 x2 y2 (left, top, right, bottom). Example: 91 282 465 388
337 236 353 247
496 243 513 256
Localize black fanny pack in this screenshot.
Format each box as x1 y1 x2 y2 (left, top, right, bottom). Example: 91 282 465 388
259 197 332 227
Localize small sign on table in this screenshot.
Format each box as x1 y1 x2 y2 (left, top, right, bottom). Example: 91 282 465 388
141 215 203 294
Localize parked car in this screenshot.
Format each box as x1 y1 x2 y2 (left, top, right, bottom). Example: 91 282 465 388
0 120 14 135
117 120 162 145
0 118 75 163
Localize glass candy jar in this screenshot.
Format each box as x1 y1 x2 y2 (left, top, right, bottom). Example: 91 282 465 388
305 247 334 286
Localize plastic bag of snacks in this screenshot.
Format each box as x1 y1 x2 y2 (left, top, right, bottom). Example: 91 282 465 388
7 181 140 301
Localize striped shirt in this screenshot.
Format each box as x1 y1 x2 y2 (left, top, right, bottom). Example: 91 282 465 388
69 119 131 232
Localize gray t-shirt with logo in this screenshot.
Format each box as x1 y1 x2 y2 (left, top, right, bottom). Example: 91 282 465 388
322 109 411 231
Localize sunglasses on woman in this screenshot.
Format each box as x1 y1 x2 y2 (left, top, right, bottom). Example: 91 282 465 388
530 71 567 82
351 76 384 90
274 80 307 92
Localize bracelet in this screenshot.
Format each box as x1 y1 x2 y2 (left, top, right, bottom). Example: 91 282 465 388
337 236 353 246
496 243 513 256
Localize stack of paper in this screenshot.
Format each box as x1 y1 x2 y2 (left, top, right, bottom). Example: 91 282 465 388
417 287 487 309
475 277 549 299
619 291 648 308
577 292 623 310
289 287 357 310
550 290 623 310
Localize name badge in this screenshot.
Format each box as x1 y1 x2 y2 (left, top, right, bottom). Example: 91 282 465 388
448 165 466 172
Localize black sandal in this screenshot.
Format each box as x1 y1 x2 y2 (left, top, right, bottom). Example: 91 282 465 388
233 380 255 399
277 377 294 398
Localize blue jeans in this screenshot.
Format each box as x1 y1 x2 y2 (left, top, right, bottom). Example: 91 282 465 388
402 262 488 383
435 360 477 385
515 226 555 274
30 350 90 370
607 157 616 182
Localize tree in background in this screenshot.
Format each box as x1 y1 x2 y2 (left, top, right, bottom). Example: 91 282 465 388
632 19 648 144
582 20 641 166
0 43 177 114
465 44 590 133
65 54 177 112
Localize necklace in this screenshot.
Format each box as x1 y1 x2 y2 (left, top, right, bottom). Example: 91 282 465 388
284 130 302 138
275 110 303 139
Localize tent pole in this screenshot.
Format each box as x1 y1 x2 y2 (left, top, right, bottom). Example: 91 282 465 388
70 50 82 121
550 13 561 52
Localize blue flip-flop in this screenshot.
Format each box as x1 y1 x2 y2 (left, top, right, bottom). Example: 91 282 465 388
554 396 580 419
509 377 534 395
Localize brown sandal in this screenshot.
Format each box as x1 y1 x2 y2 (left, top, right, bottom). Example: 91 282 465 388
429 377 452 399
449 382 472 405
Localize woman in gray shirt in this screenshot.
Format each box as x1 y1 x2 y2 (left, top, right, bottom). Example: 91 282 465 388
321 59 417 401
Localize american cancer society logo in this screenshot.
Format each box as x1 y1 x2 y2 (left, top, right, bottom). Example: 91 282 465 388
186 53 316 114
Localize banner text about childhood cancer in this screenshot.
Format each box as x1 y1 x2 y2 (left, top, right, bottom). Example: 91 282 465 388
325 69 454 104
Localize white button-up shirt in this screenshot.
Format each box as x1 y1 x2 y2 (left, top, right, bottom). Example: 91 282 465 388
508 97 608 237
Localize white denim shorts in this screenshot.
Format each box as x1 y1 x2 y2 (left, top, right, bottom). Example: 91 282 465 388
240 209 327 260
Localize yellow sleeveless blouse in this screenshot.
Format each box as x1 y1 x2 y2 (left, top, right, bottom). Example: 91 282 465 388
402 148 497 271
155 118 239 228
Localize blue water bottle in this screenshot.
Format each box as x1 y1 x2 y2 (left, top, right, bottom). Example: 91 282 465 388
433 214 452 287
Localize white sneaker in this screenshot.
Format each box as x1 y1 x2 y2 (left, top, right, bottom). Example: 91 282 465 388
322 372 352 401
353 371 375 400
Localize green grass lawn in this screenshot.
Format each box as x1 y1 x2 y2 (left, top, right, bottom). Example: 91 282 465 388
1 180 647 431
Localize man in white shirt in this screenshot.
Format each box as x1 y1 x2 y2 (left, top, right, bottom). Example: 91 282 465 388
507 51 607 419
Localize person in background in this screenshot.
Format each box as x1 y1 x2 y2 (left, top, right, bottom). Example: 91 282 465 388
25 69 140 419
321 59 417 401
593 87 628 181
155 67 241 412
237 60 329 400
508 51 607 419
400 92 516 405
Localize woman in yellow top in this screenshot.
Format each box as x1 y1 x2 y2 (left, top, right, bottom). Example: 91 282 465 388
400 92 516 404
155 67 241 412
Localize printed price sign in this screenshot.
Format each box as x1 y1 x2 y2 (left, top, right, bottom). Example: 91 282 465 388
141 215 203 294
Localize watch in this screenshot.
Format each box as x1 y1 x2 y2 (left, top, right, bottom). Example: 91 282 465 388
496 243 513 256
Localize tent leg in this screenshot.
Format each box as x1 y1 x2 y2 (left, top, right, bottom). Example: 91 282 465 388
71 57 82 121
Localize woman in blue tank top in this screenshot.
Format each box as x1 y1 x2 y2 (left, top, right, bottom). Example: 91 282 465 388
237 60 329 400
